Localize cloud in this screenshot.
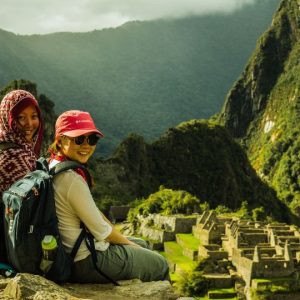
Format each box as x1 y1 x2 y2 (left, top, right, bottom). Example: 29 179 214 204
0 0 256 35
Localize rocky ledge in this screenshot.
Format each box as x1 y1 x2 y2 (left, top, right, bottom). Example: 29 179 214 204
0 273 179 300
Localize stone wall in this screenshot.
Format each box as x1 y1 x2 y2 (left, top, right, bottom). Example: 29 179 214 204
202 274 234 289
198 245 228 260
138 214 198 234
252 260 294 278
231 249 253 286
238 232 268 247
139 226 175 242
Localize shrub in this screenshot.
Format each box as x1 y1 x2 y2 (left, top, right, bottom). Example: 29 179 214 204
127 186 201 221
252 207 266 221
175 270 210 297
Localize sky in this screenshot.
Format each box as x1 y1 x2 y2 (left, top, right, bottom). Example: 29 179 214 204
0 0 256 35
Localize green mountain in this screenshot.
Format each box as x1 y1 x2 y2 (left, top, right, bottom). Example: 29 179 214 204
0 0 280 155
2 1 296 223
89 119 294 223
219 0 300 215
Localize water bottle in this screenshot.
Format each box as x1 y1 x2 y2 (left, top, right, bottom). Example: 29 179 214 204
40 235 57 273
41 235 57 260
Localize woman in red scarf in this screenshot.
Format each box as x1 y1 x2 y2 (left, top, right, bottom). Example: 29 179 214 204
0 89 43 193
0 89 43 263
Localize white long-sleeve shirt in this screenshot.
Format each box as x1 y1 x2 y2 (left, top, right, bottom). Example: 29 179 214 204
50 160 112 261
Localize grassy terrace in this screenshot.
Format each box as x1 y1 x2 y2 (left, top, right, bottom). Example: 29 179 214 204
163 241 196 269
162 241 197 282
197 288 237 299
176 233 201 250
252 276 294 284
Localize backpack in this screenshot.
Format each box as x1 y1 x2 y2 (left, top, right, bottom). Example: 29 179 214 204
2 157 88 282
0 142 19 273
1 143 119 285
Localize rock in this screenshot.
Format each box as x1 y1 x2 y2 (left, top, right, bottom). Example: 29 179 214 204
2 273 73 300
0 273 178 300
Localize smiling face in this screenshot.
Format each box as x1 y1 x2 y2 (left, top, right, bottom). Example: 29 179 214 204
16 104 40 142
58 134 97 164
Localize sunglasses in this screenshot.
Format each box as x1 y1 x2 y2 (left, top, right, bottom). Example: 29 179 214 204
71 134 100 146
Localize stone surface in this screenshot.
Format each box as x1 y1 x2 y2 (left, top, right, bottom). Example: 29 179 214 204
0 274 179 300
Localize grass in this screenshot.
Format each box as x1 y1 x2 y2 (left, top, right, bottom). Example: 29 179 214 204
207 287 237 299
162 241 197 282
209 288 236 293
252 276 298 295
253 276 294 284
163 242 196 269
198 296 237 299
176 233 201 250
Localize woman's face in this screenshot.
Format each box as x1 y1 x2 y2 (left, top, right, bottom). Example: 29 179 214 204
59 134 97 164
16 105 40 142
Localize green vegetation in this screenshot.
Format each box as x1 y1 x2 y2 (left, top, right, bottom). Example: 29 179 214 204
162 241 197 283
250 276 300 299
250 286 296 299
176 234 201 250
128 186 201 220
90 119 294 222
207 288 237 300
253 277 294 284
219 0 300 219
163 241 196 271
175 270 210 297
170 253 237 298
0 0 280 155
198 296 237 300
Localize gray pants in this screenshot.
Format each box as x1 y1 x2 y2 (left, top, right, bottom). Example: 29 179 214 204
71 237 169 283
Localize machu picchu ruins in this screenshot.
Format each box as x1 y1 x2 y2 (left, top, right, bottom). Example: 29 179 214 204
130 210 300 299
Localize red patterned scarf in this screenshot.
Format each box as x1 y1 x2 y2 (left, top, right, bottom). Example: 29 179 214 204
0 90 44 194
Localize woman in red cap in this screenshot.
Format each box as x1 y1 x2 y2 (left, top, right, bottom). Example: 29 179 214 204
0 89 44 262
48 110 169 283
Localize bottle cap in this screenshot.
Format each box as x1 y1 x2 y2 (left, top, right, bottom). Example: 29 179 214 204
41 235 57 250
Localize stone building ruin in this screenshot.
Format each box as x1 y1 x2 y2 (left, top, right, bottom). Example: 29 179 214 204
135 210 300 295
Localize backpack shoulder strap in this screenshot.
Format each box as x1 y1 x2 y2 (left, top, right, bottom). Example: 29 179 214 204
50 161 82 175
82 225 120 286
50 161 92 187
0 142 19 152
36 157 50 172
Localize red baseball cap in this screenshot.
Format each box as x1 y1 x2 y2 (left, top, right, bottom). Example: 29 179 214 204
55 110 104 138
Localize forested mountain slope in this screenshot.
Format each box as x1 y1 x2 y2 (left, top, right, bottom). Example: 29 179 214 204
89 120 295 223
0 0 280 155
219 0 300 215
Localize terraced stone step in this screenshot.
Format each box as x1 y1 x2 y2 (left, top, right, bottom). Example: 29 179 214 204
176 233 201 261
207 288 237 299
148 240 164 251
203 274 234 289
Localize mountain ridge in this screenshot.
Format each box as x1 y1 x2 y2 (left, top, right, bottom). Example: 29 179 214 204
0 0 280 155
219 0 300 215
89 119 296 224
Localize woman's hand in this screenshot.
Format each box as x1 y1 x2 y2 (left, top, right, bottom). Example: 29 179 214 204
106 227 140 246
